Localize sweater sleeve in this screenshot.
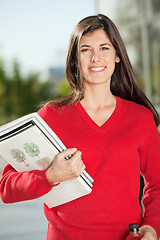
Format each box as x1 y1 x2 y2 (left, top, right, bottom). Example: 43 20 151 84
0 164 54 203
139 111 160 237
0 105 60 204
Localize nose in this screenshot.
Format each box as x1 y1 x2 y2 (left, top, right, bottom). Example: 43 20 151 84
91 56 95 62
90 51 101 62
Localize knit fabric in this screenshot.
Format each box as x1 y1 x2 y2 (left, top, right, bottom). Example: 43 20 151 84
1 96 160 240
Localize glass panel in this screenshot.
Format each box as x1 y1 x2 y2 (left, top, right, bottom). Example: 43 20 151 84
150 24 160 105
97 0 160 108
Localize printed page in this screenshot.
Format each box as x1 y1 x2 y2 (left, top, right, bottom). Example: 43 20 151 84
0 125 59 172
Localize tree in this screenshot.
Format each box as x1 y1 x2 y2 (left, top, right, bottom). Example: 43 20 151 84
0 59 55 125
0 59 11 123
10 149 29 166
57 79 71 96
24 143 40 159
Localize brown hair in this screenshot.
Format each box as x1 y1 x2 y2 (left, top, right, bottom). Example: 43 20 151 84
49 14 159 126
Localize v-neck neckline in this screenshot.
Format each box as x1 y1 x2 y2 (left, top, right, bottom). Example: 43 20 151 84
74 95 121 132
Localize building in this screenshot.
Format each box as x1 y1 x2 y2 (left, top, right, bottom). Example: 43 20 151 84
48 66 65 92
97 0 160 111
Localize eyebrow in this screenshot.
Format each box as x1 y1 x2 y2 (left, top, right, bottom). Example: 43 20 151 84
80 43 112 48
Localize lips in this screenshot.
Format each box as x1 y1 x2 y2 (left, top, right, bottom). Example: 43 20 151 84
88 66 106 72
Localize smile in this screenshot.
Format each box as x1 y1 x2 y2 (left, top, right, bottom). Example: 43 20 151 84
89 67 106 72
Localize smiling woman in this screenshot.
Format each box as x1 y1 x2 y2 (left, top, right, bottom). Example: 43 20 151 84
0 14 160 240
79 29 120 87
49 15 159 127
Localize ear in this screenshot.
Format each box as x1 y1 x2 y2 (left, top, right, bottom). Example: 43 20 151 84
115 56 120 63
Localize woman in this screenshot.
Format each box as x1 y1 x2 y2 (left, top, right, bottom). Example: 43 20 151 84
0 14 160 240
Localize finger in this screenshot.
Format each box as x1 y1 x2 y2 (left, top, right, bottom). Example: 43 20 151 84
76 160 86 176
141 232 156 240
139 226 157 240
58 148 77 159
141 235 149 240
141 235 156 240
68 157 85 177
72 150 82 160
141 235 146 240
69 151 82 167
80 162 86 174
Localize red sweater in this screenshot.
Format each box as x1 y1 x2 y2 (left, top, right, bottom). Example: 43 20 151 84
1 96 160 240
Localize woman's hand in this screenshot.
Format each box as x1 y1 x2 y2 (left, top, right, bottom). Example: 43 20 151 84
139 225 157 240
46 148 86 185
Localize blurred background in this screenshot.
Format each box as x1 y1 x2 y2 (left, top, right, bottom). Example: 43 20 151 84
0 0 160 239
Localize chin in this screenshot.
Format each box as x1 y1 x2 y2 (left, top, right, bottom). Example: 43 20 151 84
88 79 110 85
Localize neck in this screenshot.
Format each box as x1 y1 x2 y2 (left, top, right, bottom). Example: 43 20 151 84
81 83 115 110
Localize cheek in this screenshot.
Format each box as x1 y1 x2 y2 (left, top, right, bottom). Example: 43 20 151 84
110 62 116 73
106 54 117 68
80 58 88 73
106 58 116 75
79 64 86 81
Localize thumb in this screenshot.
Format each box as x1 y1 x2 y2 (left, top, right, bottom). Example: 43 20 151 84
139 225 157 240
59 148 77 159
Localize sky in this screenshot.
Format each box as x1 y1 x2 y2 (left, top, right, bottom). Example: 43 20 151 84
0 0 96 77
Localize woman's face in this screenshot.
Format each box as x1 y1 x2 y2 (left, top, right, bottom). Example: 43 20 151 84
79 29 120 87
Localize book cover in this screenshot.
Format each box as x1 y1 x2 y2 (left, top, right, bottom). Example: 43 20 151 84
0 113 94 208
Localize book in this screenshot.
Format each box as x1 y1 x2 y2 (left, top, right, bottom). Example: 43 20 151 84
0 113 94 208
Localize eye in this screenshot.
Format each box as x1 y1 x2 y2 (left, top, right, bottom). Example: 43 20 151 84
80 48 91 53
100 47 109 51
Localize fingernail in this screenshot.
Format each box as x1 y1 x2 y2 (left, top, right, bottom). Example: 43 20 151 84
72 148 77 151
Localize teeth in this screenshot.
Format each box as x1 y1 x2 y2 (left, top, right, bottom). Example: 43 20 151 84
90 67 105 71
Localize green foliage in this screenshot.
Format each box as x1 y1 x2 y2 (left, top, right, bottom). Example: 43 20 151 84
0 59 72 126
52 78 71 100
0 59 56 125
57 79 71 96
10 149 28 166
24 143 40 158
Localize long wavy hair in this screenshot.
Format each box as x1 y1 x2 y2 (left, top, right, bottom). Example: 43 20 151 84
49 14 159 126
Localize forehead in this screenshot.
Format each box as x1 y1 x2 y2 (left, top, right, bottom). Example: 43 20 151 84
80 29 112 45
